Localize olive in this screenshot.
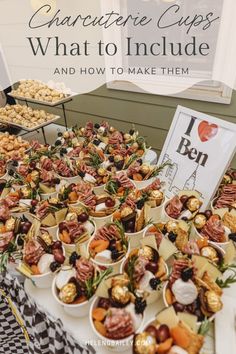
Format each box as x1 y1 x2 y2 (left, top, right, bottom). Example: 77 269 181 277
108 155 114 163
52 240 63 250
145 325 158 339
145 262 159 274
105 198 116 208
98 297 111 310
53 249 65 264
77 212 89 223
21 222 32 234
173 302 185 313
205 210 213 219
180 195 189 204
156 324 170 343
31 199 38 207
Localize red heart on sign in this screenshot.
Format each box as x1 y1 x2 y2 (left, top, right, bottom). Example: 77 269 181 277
198 121 218 142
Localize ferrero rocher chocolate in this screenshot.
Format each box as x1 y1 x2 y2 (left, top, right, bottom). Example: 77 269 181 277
186 197 201 212
223 174 232 184
194 213 207 229
59 283 77 304
121 206 133 218
133 333 156 354
150 190 163 206
166 220 179 234
31 170 39 182
205 291 223 313
5 217 16 232
140 165 150 175
40 231 53 246
111 285 131 305
138 246 157 262
21 186 32 198
97 168 106 176
201 246 219 263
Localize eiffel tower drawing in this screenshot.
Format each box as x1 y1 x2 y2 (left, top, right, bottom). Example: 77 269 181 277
183 164 199 191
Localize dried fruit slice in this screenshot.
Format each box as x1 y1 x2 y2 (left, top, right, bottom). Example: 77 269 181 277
92 307 107 322
94 320 107 337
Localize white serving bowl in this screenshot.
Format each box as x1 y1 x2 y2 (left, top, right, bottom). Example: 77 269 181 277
120 256 168 305
191 223 230 250
52 276 95 317
57 220 96 257
90 297 142 352
0 171 9 181
87 237 130 274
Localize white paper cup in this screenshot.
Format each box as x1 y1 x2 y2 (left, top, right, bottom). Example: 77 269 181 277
57 221 96 257
28 247 66 289
91 213 114 229
120 256 168 305
42 225 58 240
191 223 230 250
40 191 58 201
31 271 55 289
90 297 141 352
162 199 179 223
52 276 95 317
87 237 130 274
125 228 147 249
129 176 156 190
146 197 166 223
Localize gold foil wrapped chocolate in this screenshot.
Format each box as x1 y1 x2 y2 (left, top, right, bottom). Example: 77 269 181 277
138 246 157 262
5 217 16 232
97 168 106 177
140 165 150 175
31 170 39 182
201 246 219 263
150 190 163 206
194 213 207 229
223 174 232 184
206 291 223 313
166 220 179 234
121 206 133 218
59 283 77 304
186 197 201 212
134 333 156 354
40 231 53 246
21 186 32 198
111 285 131 305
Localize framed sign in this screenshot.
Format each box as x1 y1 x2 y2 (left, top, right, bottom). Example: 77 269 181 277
158 105 236 209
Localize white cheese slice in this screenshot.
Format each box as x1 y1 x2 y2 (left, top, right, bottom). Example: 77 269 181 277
94 250 112 263
38 254 54 274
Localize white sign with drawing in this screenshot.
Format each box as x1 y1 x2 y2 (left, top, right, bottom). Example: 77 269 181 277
158 105 236 209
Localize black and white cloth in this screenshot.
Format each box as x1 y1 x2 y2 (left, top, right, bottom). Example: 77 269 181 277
0 272 96 354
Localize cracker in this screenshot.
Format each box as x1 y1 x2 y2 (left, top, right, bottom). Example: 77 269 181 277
135 207 145 231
